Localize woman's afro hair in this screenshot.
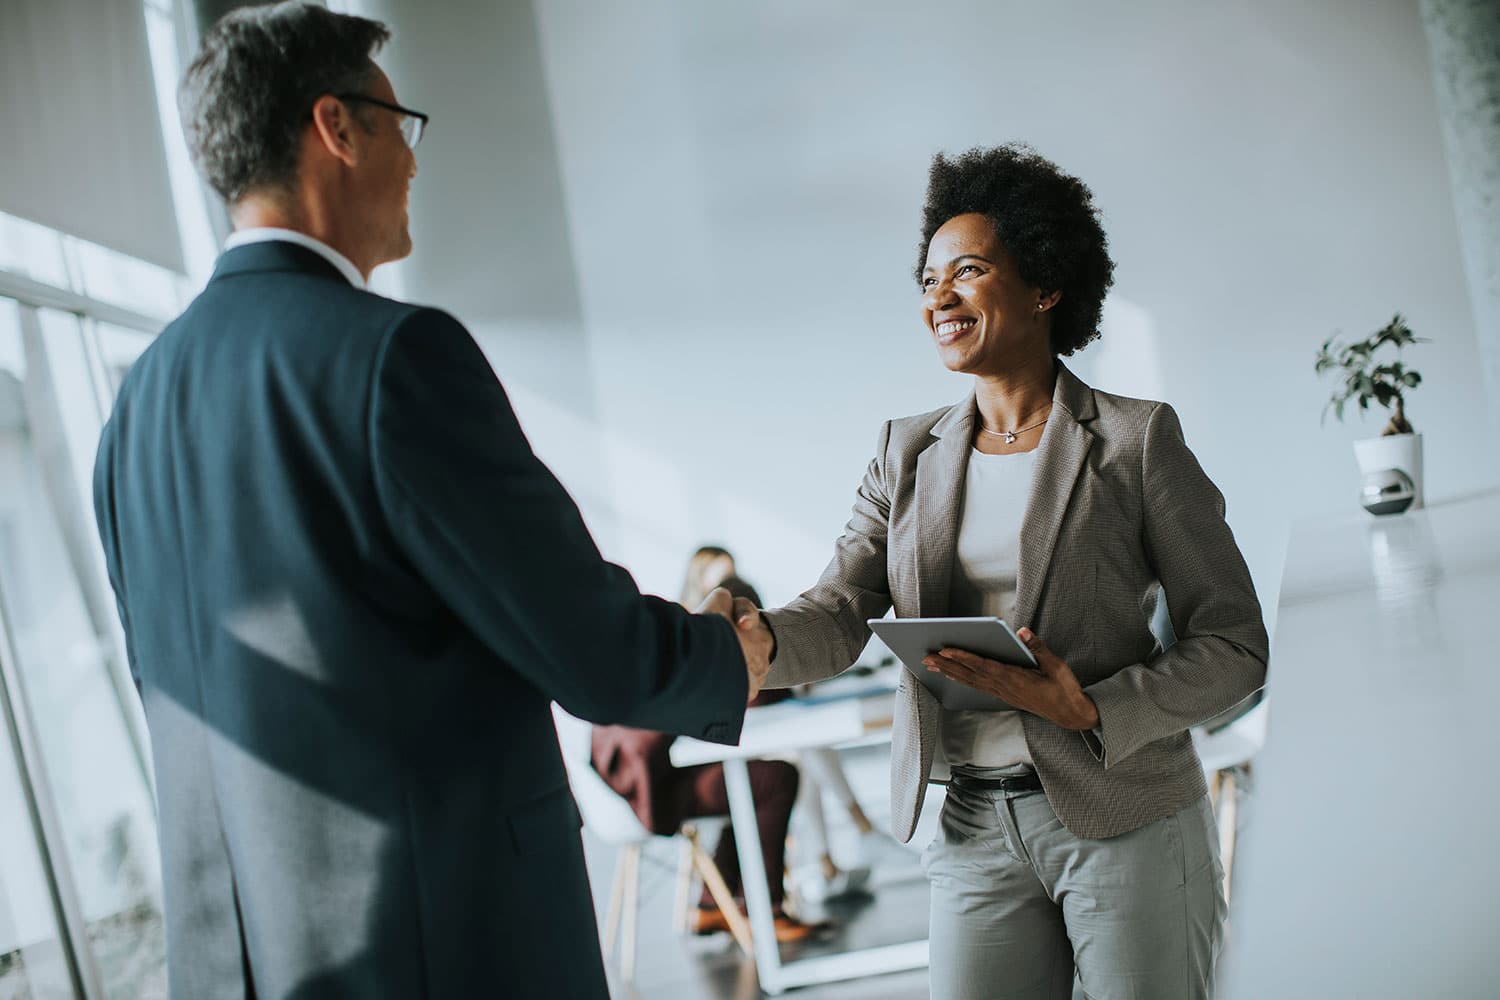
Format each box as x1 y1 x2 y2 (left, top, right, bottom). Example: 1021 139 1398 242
915 144 1115 357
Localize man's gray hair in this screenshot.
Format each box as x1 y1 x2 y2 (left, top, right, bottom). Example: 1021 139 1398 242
179 1 391 204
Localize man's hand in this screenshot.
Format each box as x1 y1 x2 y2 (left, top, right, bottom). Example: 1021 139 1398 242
696 587 773 704
921 627 1100 731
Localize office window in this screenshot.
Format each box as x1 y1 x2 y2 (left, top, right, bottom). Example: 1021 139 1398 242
0 0 235 993
0 300 165 999
0 299 79 1000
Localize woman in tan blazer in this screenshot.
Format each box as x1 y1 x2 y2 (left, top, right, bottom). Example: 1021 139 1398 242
743 145 1269 999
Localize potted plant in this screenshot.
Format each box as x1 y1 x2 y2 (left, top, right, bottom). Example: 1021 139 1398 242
1314 314 1428 512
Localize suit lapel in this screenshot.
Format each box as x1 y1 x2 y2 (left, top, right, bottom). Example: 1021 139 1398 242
1013 363 1096 629
915 389 974 618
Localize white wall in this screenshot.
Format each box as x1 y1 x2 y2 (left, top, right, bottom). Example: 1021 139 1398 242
505 0 1498 630
353 0 621 548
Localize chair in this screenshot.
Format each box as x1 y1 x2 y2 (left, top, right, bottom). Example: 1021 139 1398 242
1192 699 1268 904
551 705 753 980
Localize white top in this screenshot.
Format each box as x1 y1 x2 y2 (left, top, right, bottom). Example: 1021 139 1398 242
940 446 1038 769
223 227 366 289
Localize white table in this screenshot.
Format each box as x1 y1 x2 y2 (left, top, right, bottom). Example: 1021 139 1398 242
671 693 929 995
1221 490 1500 999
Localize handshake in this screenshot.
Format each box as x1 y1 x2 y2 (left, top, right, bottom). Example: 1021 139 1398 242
696 588 775 703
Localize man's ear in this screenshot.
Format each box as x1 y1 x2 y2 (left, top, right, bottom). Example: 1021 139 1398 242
308 94 359 168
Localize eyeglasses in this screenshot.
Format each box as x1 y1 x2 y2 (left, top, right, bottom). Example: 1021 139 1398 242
335 93 429 149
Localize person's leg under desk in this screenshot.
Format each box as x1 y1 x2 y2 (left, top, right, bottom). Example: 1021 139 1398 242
676 760 798 907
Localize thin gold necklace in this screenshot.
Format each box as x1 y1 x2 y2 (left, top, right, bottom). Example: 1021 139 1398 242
978 406 1051 444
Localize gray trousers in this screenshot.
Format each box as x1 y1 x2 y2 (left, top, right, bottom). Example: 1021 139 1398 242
921 778 1226 1000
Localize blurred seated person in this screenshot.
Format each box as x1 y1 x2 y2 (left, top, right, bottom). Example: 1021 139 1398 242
591 573 823 942
683 547 887 901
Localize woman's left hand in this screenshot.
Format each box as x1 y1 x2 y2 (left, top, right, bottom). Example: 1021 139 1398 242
922 627 1101 731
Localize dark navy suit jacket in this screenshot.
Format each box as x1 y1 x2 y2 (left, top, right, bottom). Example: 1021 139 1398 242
92 241 748 998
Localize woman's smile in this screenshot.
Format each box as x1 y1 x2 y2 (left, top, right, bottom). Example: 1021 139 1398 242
934 316 978 345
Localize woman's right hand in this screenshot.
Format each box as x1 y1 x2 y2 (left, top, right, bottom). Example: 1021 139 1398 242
697 588 773 703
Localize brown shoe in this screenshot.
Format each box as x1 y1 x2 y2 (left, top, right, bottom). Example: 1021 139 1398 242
690 905 734 936
690 905 830 943
770 912 830 944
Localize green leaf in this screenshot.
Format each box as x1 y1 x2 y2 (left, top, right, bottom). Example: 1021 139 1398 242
1317 314 1426 428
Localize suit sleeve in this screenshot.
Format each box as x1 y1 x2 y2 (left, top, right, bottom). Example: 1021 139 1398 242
368 308 747 743
1081 402 1269 767
761 420 896 686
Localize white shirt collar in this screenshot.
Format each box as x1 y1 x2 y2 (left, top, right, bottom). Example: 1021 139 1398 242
223 228 367 289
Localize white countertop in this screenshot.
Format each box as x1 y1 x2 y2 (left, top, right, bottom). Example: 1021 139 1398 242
1222 490 1500 999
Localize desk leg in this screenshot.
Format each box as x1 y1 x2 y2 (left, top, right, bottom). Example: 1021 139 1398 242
723 757 786 994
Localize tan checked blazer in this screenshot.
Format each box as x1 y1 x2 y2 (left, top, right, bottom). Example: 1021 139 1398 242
763 363 1269 842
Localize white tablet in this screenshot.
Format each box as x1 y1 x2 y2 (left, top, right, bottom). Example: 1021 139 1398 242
867 617 1037 713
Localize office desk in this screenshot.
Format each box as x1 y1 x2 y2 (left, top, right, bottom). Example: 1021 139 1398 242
1222 490 1500 999
671 689 928 995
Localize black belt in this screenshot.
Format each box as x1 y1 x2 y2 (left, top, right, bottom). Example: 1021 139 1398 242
948 770 1043 794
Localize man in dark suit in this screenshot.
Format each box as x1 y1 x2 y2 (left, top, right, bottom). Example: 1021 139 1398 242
91 4 768 997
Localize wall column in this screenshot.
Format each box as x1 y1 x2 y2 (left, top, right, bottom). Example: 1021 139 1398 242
1421 0 1500 429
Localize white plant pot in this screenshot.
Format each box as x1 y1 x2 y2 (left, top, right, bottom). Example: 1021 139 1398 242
1353 432 1423 510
